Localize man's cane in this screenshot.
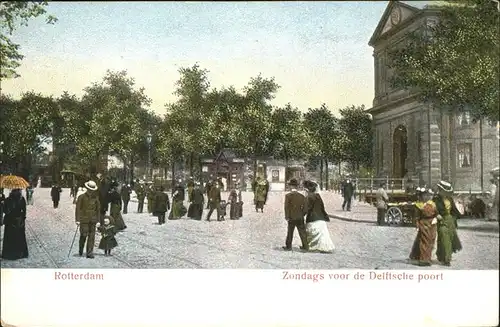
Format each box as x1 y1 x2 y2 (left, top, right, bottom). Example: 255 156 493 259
67 224 79 258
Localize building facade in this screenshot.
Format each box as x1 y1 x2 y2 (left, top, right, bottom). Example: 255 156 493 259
368 1 499 192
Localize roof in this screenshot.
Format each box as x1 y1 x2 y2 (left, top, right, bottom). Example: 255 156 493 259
368 1 437 46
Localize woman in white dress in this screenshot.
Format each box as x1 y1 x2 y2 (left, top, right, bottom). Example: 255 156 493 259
303 180 335 253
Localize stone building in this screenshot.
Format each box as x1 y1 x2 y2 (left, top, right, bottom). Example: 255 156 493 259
368 1 499 192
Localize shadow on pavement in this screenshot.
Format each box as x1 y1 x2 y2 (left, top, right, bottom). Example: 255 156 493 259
458 224 499 234
328 214 375 225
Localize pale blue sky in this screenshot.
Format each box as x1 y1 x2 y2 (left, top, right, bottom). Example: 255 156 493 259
2 1 397 115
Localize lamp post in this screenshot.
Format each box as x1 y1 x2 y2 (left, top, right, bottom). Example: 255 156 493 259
0 141 4 174
146 131 152 182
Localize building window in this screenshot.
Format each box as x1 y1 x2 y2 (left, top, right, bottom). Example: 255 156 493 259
457 143 472 168
457 112 471 126
271 170 279 183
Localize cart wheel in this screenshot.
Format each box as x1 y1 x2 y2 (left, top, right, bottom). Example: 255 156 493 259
385 207 403 225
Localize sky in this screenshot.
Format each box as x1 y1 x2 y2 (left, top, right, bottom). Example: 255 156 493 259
1 1 402 116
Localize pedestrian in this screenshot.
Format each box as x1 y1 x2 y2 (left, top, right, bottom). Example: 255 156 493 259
204 180 213 209
433 180 463 266
135 182 146 213
98 176 110 217
409 188 438 266
26 185 34 205
282 178 308 251
120 184 131 214
303 180 334 253
146 183 155 214
169 183 186 220
228 182 242 220
206 180 222 221
108 182 126 231
187 178 195 202
75 180 101 258
98 217 118 256
50 183 62 208
253 176 269 213
188 182 204 220
375 182 389 226
341 175 354 211
154 186 170 225
1 189 29 260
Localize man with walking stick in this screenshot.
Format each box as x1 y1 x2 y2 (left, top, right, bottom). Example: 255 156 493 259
74 180 100 258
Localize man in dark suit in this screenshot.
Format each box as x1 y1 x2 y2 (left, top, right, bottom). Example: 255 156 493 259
283 179 308 251
341 175 354 211
205 181 222 222
50 183 62 208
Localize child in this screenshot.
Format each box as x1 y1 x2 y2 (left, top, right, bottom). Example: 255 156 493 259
218 200 228 221
98 217 118 256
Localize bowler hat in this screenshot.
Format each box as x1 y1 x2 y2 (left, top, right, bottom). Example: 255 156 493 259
288 178 298 187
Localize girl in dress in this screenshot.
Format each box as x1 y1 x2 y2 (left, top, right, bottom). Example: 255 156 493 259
98 217 118 256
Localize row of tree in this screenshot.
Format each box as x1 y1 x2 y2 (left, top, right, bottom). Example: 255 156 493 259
0 66 373 183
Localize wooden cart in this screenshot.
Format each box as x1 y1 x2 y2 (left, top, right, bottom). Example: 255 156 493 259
365 192 418 226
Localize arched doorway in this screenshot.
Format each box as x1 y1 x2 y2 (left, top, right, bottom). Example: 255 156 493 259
392 125 408 178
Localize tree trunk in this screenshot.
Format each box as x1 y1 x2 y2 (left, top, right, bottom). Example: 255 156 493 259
189 152 194 177
171 158 175 193
325 158 329 190
319 158 324 190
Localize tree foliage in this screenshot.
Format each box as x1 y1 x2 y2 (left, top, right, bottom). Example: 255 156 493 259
338 105 373 168
0 1 57 79
388 0 499 121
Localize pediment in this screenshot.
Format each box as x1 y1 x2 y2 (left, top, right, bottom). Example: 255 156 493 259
369 1 423 46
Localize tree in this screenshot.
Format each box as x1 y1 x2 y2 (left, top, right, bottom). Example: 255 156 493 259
76 70 152 173
270 103 314 165
303 104 337 189
0 92 57 178
169 63 212 176
0 1 57 79
388 0 499 121
238 74 280 177
338 105 373 170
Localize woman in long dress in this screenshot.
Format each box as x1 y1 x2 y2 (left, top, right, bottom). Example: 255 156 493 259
303 181 334 253
229 182 243 220
254 178 268 213
108 184 126 231
169 184 186 220
409 188 438 266
434 181 462 266
1 189 29 260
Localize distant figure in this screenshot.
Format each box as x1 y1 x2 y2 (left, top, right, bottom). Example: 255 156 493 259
188 182 204 221
253 177 269 213
26 185 34 205
341 175 354 211
375 182 389 226
108 182 126 231
121 184 131 214
228 182 243 220
135 182 146 213
50 184 62 208
206 181 222 221
1 189 29 260
154 186 170 225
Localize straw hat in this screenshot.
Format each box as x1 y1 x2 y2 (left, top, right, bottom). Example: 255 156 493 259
84 180 98 191
437 180 453 193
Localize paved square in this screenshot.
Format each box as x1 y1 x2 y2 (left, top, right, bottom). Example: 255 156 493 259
1 188 498 269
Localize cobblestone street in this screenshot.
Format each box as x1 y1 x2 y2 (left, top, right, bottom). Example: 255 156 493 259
1 188 498 269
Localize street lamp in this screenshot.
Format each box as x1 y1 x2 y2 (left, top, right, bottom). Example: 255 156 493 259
146 131 152 181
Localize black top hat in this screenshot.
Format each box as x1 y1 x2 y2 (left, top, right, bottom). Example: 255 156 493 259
288 178 299 187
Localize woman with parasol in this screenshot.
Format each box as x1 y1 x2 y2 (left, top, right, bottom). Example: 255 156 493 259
1 175 30 260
